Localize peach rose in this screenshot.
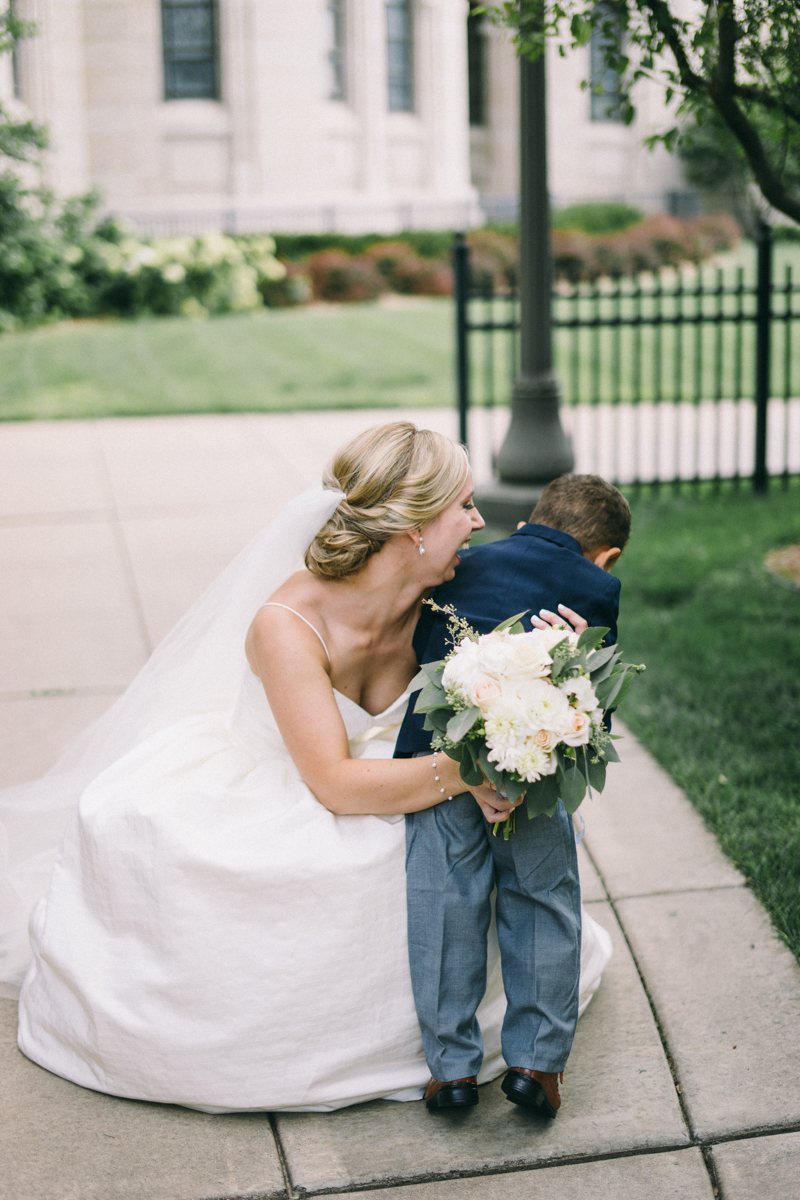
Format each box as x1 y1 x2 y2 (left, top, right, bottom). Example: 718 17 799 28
532 728 558 752
471 676 504 710
561 708 591 747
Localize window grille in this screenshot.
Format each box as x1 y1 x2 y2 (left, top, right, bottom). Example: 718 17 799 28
386 0 414 112
162 0 219 101
467 3 487 127
590 3 623 122
327 0 347 101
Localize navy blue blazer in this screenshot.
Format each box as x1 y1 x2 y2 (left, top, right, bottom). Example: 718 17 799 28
394 523 621 757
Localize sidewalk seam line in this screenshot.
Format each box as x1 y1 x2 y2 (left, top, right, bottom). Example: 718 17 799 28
282 1121 800 1199
588 884 745 901
269 1113 299 1200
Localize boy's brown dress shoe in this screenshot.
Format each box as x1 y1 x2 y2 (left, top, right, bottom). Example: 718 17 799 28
501 1068 563 1118
424 1075 479 1111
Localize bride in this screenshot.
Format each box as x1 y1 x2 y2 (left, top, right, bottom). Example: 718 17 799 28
1 421 611 1113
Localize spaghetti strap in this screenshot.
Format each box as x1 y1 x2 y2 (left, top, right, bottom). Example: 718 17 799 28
261 602 331 663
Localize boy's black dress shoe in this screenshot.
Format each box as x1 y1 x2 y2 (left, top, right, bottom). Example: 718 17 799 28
424 1075 479 1111
501 1068 562 1118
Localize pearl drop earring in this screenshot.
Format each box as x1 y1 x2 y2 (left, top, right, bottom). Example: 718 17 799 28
418 534 425 556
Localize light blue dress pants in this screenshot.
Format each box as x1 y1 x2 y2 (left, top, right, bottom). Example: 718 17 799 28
405 792 581 1081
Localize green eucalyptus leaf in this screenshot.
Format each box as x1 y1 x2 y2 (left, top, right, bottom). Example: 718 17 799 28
446 705 481 742
601 739 621 763
590 651 622 686
478 746 502 784
424 709 449 733
557 761 587 812
492 610 530 633
459 750 485 788
585 643 616 673
503 774 528 802
577 626 610 651
525 773 560 819
596 670 628 710
586 755 607 792
413 680 449 713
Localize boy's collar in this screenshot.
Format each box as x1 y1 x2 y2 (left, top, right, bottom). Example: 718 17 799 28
511 523 583 556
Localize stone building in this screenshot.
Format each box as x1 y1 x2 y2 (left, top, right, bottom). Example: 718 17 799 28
2 0 686 233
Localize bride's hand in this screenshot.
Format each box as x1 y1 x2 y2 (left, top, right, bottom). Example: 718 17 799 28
470 781 519 824
437 758 516 823
531 603 588 636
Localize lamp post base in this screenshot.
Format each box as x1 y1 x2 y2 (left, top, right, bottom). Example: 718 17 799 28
473 479 547 529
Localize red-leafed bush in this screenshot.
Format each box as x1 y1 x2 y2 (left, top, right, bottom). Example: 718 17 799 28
552 213 741 282
305 250 386 302
363 241 453 295
466 229 518 290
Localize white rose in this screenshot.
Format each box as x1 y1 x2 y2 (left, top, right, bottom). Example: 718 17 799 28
475 632 514 678
560 674 598 713
501 631 552 680
515 677 571 733
537 624 579 653
441 639 481 701
470 675 504 710
561 709 592 746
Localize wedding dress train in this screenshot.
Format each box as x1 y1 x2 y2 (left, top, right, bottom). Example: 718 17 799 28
3 486 613 1113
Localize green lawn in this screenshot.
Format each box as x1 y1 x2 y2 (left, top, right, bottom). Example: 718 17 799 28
613 486 800 956
0 299 455 421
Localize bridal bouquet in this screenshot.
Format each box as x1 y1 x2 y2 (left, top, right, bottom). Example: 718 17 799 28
411 604 644 838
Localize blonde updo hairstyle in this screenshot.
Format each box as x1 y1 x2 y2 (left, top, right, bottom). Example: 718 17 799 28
305 422 470 580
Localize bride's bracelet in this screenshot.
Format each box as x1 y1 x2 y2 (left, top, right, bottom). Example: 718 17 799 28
432 750 454 801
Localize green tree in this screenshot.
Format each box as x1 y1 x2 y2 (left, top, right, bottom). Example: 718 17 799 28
485 0 800 226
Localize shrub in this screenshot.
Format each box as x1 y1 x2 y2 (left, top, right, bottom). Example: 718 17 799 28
552 201 644 235
552 212 741 282
0 183 289 328
362 240 452 295
259 261 312 307
305 250 386 302
466 228 518 291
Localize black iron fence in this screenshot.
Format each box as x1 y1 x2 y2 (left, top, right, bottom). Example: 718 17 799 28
454 227 800 490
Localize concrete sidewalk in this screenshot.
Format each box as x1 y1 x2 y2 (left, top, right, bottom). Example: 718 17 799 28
1 412 799 1200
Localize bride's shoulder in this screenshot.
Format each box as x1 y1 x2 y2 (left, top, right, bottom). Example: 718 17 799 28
246 574 330 673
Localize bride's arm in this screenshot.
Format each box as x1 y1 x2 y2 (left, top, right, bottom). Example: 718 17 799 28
249 611 508 818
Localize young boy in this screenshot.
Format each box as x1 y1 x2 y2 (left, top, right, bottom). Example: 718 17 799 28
395 474 631 1118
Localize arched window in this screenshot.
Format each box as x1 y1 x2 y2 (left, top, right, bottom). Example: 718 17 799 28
386 0 414 113
162 0 220 101
327 0 347 101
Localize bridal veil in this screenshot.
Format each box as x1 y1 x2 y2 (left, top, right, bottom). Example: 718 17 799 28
0 484 345 997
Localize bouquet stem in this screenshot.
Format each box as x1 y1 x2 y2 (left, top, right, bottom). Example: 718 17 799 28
492 811 516 840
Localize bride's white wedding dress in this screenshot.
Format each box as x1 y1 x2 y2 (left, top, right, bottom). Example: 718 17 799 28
2 486 613 1114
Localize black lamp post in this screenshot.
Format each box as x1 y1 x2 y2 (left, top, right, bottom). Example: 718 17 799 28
475 47 574 525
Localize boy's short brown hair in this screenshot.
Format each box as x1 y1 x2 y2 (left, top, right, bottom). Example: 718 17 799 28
530 474 631 555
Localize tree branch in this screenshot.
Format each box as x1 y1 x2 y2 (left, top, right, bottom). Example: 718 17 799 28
636 0 706 94
711 7 800 222
732 83 800 129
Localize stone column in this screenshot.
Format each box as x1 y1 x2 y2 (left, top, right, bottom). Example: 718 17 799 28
16 0 91 196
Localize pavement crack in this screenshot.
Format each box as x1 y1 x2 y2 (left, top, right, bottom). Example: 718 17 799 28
268 1113 299 1199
